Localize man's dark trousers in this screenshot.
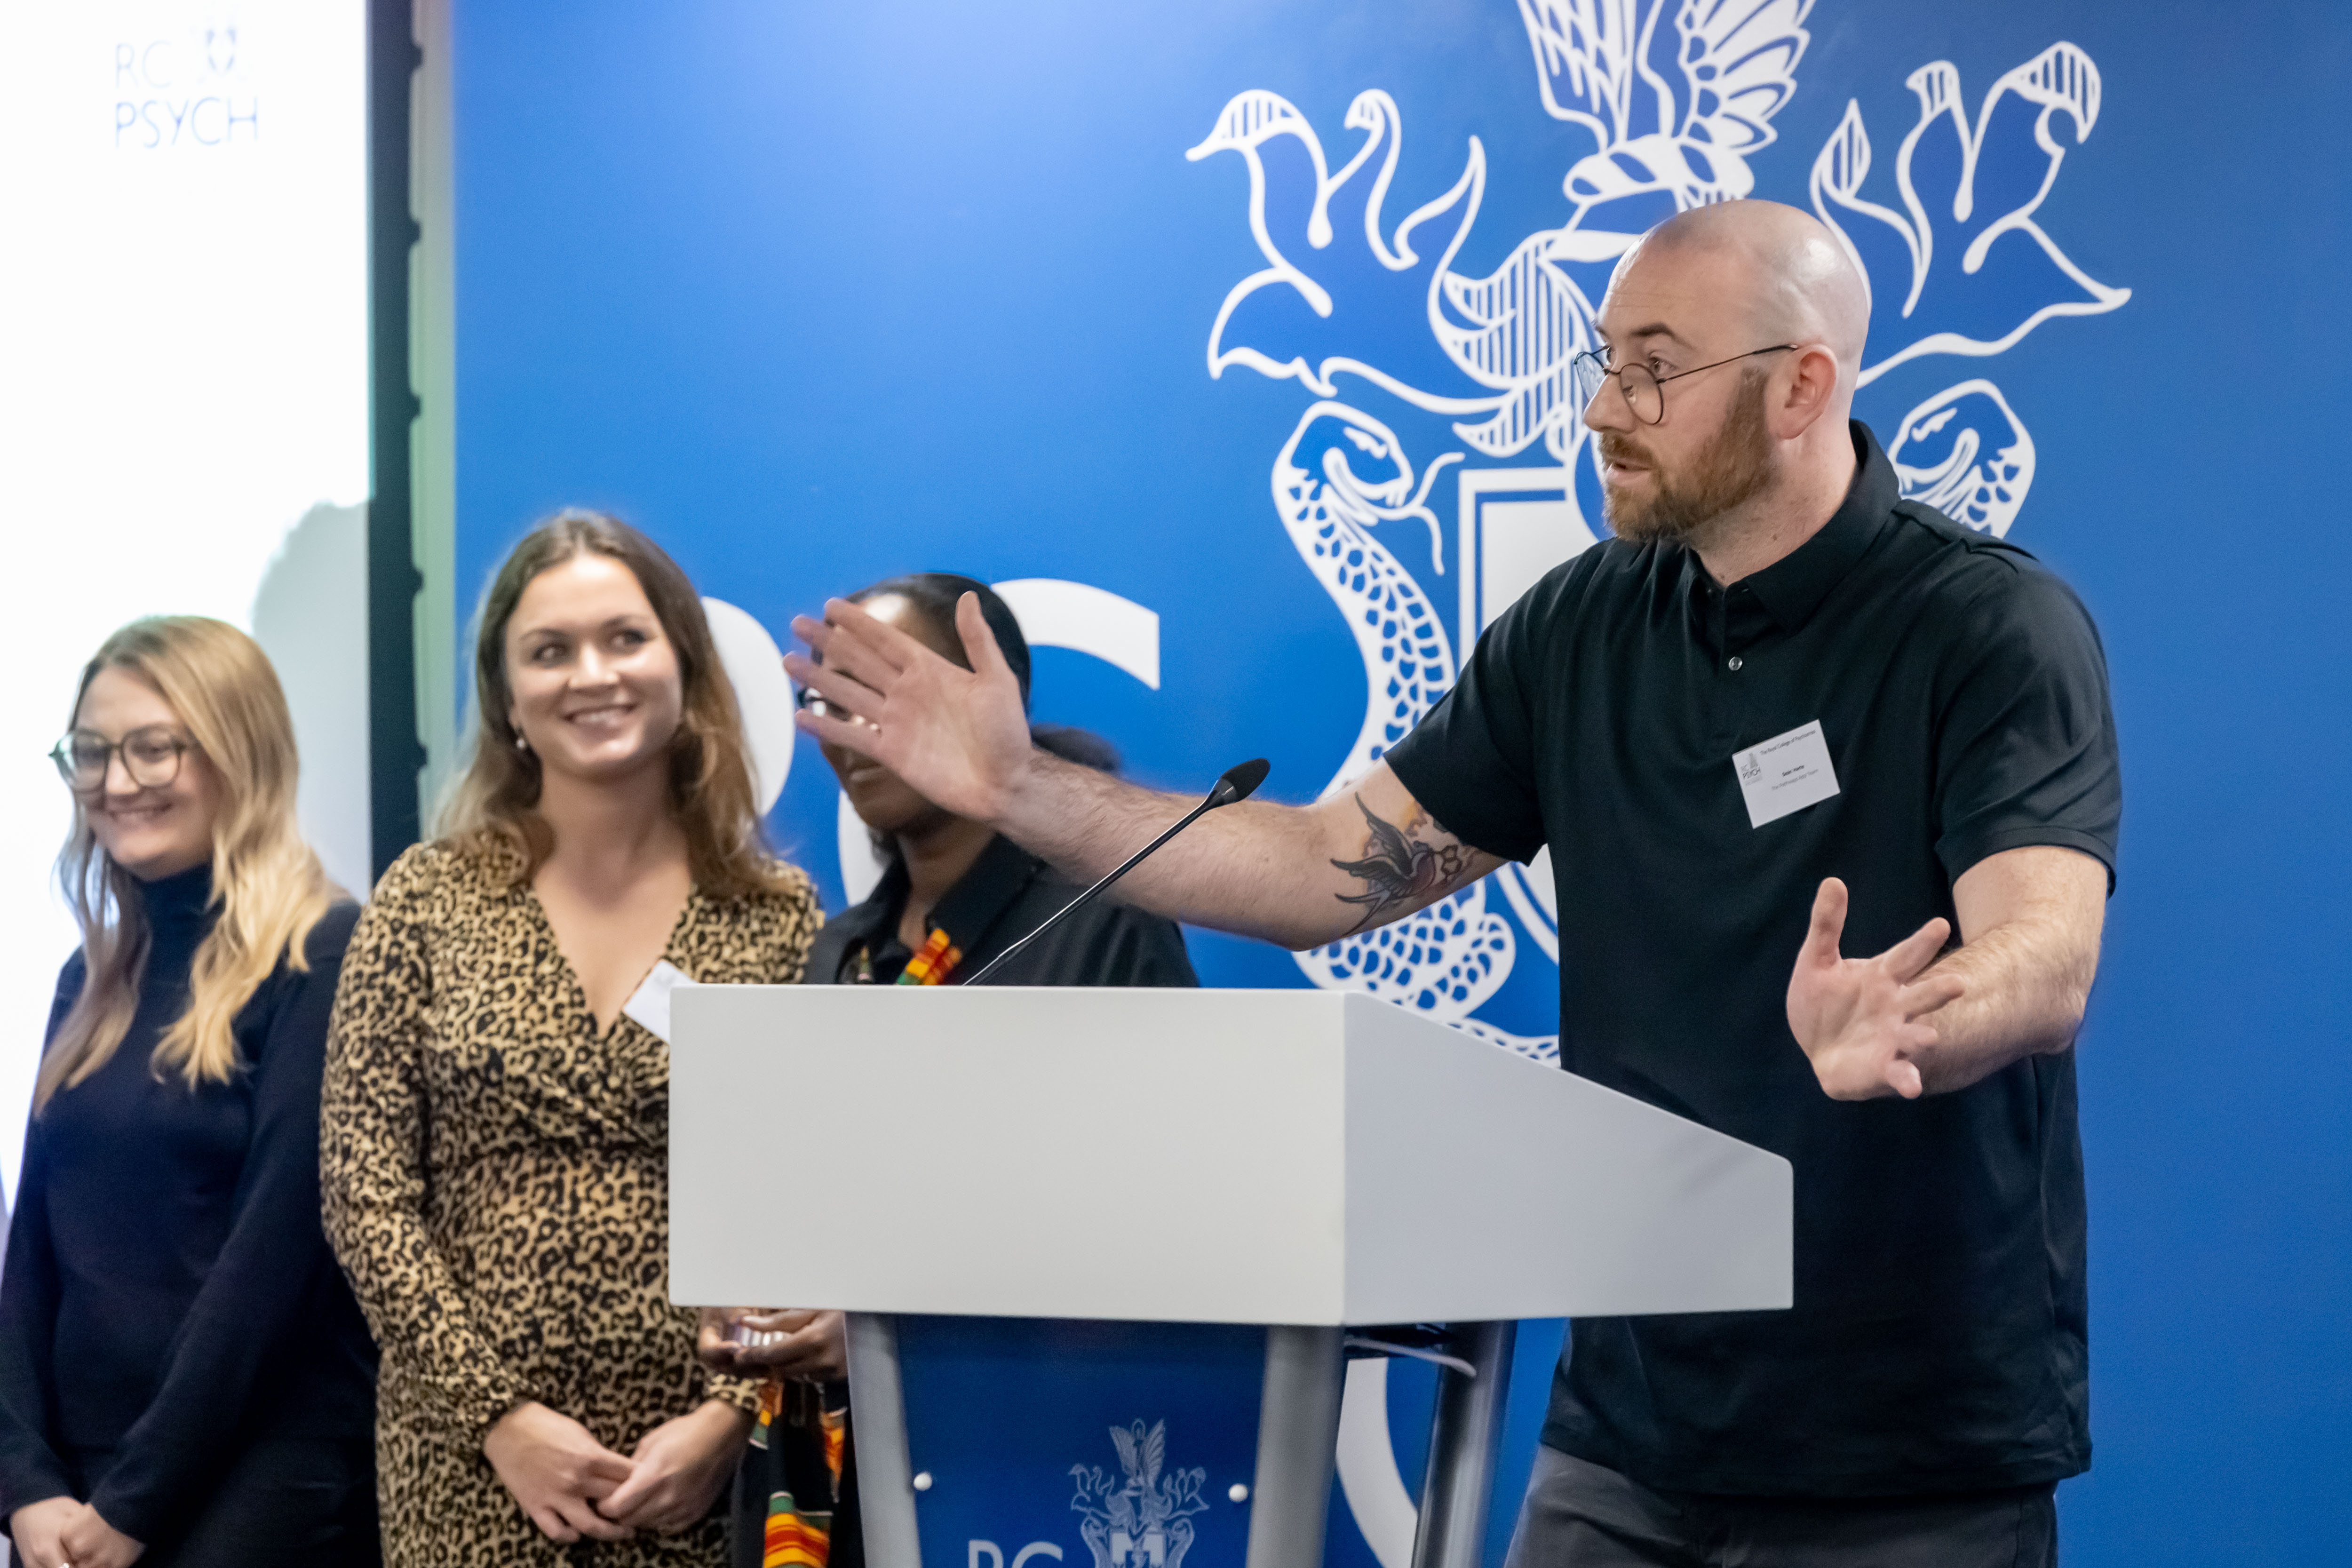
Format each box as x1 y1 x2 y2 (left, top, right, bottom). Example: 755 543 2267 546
1503 1447 2058 1567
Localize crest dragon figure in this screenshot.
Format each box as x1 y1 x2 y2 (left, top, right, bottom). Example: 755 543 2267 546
1188 0 2125 1061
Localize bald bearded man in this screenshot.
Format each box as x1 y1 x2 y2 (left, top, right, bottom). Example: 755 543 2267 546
791 200 2118 1565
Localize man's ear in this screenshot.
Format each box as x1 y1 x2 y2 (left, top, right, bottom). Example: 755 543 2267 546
1770 344 1843 439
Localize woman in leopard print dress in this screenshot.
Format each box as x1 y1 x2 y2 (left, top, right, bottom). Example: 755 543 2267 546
324 513 818 1567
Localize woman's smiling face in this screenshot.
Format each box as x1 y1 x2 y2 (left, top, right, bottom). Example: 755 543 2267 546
72 665 224 881
503 552 685 788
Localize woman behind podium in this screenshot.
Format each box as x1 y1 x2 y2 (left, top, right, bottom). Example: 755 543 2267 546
0 618 378 1568
322 511 820 1568
699 572 1195 1568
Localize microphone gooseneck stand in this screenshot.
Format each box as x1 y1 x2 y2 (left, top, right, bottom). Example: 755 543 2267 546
960 756 1271 987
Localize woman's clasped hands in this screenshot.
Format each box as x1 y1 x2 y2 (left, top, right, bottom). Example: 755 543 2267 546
9 1496 146 1568
484 1397 752 1544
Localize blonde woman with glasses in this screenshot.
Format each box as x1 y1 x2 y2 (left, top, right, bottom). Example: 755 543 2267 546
0 618 380 1568
323 512 818 1568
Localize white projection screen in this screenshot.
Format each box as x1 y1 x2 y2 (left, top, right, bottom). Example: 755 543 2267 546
0 0 370 1201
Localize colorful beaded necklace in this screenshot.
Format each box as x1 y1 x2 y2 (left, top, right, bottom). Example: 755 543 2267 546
896 925 963 986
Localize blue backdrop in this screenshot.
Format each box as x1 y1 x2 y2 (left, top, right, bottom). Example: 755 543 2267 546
450 2 2352 1563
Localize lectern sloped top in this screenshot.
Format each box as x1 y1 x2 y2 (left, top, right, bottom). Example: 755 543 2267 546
670 986 1790 1326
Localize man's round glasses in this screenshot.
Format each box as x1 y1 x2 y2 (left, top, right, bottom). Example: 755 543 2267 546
50 727 196 793
1569 343 1798 426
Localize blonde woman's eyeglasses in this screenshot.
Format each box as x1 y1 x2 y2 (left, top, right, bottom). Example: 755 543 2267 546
49 726 196 792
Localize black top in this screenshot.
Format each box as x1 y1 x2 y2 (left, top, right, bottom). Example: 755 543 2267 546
805 833 1198 987
1386 422 2120 1498
0 867 377 1543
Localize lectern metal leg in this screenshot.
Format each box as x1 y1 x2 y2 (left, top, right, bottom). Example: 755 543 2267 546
1409 1321 1519 1568
846 1312 923 1568
1246 1324 1347 1568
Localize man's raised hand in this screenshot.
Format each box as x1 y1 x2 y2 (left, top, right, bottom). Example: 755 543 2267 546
1785 877 1967 1100
785 592 1033 824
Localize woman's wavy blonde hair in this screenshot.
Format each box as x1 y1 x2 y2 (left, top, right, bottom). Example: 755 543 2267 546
437 509 792 899
38 617 336 1113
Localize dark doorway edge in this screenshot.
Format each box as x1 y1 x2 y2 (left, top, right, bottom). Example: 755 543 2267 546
366 0 426 881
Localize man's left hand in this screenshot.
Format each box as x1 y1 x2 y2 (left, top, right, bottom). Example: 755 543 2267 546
1786 877 1967 1100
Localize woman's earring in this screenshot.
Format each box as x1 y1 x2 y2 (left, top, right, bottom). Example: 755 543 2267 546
515 733 531 753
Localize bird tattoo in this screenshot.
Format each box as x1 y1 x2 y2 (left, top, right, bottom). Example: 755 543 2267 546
1330 794 1474 929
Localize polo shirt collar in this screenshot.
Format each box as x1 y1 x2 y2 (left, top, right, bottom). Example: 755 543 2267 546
925 832 1047 952
1733 420 1896 633
827 833 1047 979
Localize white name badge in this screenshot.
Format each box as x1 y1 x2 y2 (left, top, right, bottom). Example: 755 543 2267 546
1732 720 1842 828
622 959 695 1043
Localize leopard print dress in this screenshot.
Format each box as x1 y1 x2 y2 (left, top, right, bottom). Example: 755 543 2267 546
322 841 819 1568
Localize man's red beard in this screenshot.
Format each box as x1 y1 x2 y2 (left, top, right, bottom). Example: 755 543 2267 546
1598 371 1775 545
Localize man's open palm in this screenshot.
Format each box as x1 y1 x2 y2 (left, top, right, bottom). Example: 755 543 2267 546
786 592 1033 822
1787 878 1966 1100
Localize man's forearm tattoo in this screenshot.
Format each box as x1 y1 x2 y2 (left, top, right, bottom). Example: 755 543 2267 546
1329 794 1475 932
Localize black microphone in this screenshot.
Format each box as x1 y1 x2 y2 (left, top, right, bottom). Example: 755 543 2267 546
961 758 1271 986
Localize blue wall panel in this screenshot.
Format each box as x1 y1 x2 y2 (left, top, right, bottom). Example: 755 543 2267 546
452 3 2352 1562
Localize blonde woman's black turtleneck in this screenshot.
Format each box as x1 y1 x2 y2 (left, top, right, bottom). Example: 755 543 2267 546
0 864 378 1554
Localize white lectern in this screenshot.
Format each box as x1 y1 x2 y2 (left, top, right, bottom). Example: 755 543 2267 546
672 987 1791 1568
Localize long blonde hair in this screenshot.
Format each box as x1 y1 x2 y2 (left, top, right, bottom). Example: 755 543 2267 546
437 509 793 899
37 617 336 1113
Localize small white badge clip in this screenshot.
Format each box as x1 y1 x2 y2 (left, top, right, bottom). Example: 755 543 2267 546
1732 720 1842 828
621 959 694 1043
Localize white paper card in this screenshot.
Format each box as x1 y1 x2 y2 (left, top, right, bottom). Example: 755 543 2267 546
1733 720 1842 828
622 959 695 1043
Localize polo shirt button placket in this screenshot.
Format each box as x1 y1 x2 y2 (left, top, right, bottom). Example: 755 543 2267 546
1728 655 1743 670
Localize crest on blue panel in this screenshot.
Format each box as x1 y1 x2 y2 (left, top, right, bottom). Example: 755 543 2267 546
1070 1420 1209 1568
1185 0 2129 1077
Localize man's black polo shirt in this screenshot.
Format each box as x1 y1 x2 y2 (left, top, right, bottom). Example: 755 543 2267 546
1384 421 2120 1497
